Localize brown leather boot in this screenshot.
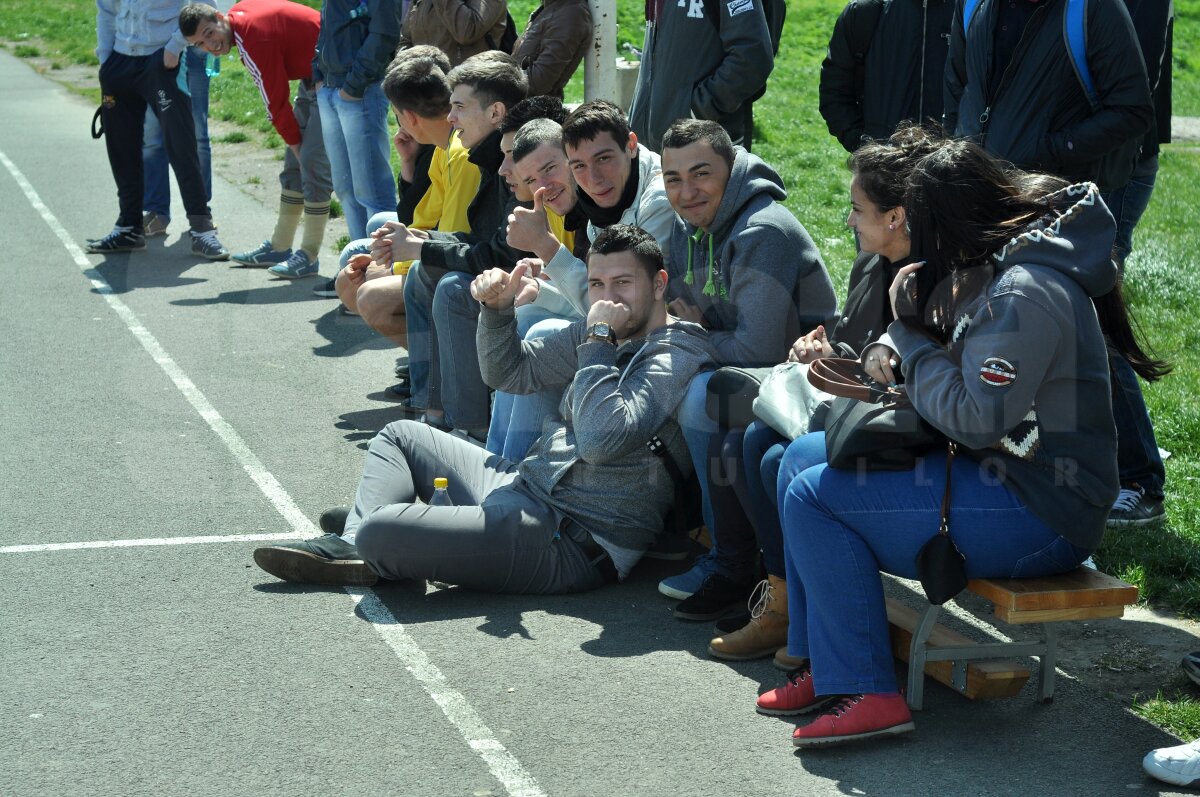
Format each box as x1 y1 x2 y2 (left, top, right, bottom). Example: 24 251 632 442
774 646 807 671
707 575 788 661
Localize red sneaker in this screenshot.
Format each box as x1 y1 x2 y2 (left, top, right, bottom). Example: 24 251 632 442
756 667 834 717
791 693 915 747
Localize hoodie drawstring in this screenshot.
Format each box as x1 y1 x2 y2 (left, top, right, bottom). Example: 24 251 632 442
683 228 726 299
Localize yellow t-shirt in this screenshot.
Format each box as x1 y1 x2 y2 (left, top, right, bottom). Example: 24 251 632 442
546 208 575 253
395 130 481 275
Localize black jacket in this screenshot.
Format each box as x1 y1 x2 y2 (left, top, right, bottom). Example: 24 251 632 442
1124 0 1172 159
396 144 437 226
944 0 1153 191
312 0 402 98
419 130 530 280
819 0 954 152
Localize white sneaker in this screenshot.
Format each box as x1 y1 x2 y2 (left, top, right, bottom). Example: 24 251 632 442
1143 738 1200 786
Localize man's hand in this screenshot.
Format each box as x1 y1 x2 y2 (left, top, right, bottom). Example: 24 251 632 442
471 263 529 310
344 253 373 289
586 299 632 333
514 275 540 307
338 88 360 102
788 325 832 364
667 298 705 326
515 256 544 280
507 187 558 260
369 222 401 266
164 49 180 69
393 128 421 182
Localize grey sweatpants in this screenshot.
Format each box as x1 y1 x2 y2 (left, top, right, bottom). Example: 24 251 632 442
346 420 607 594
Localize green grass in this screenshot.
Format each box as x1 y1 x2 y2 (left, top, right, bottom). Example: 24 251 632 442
4 0 1200 730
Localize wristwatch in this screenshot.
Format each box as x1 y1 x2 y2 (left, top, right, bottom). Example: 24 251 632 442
585 321 616 345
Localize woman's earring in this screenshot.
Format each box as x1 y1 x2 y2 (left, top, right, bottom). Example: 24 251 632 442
888 223 896 230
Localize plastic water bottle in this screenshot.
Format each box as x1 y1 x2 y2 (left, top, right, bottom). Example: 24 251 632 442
430 477 453 506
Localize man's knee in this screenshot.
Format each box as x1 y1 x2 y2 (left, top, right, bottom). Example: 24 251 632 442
432 272 478 315
357 278 405 328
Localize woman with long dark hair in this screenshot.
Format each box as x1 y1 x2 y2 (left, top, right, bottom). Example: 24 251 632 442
757 138 1121 747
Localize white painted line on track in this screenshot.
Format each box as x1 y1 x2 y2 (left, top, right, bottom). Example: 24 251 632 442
1 532 306 555
0 149 548 797
349 589 547 797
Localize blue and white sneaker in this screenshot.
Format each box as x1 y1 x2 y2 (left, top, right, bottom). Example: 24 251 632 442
658 548 719 600
269 250 320 280
232 239 291 267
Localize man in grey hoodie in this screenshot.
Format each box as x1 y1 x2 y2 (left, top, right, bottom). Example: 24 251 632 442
252 225 715 592
656 119 837 617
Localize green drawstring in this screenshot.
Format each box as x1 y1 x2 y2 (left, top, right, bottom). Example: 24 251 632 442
683 228 726 299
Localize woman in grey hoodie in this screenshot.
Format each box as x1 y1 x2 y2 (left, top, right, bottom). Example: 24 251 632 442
758 139 1121 747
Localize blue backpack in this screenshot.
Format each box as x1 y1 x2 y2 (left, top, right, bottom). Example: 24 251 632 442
962 0 1100 110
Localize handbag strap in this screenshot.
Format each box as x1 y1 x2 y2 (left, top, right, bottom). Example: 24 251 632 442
939 441 957 535
806 357 881 401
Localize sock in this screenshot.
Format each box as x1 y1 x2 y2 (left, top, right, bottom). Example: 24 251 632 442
270 189 304 251
299 200 330 260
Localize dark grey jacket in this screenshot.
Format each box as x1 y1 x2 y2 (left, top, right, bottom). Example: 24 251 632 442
819 0 954 152
944 0 1153 191
665 149 837 367
890 183 1120 549
629 0 775 152
312 0 402 98
477 308 716 573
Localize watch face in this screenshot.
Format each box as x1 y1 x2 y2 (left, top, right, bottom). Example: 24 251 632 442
594 322 612 337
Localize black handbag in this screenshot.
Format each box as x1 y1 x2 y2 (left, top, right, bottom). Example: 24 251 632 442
806 358 942 471
915 442 968 604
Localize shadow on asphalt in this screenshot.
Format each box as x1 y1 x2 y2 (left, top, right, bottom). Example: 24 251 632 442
335 405 411 448
310 305 393 358
91 249 207 294
170 281 322 307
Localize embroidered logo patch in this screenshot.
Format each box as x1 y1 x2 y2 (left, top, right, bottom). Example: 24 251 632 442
980 357 1017 387
728 0 754 16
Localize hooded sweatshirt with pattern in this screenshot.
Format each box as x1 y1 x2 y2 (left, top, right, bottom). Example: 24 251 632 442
665 148 837 366
888 183 1120 550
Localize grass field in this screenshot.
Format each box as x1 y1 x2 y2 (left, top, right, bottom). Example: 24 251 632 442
4 0 1200 733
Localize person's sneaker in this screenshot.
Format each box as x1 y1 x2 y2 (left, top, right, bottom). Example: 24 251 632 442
395 362 410 380
791 693 914 748
253 533 377 586
1182 652 1200 688
312 276 339 297
643 531 694 561
319 506 351 537
190 228 230 261
232 239 291 267
1143 738 1200 787
672 572 756 621
658 548 719 600
756 666 831 717
86 226 145 254
1107 484 1166 528
269 250 320 279
142 211 169 238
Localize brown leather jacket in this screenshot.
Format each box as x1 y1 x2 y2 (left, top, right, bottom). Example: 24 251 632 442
399 0 510 67
511 0 592 98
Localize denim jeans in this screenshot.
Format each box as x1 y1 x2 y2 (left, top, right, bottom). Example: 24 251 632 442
1101 155 1159 263
779 432 1088 696
339 211 398 270
1111 351 1166 498
740 420 788 577
486 310 571 460
317 83 396 241
404 263 438 411
143 47 211 219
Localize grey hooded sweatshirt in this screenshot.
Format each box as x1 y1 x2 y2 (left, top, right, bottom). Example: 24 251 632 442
889 183 1120 549
666 149 837 366
477 308 716 575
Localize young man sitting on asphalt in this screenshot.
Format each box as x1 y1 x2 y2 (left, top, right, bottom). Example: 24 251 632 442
335 45 480 353
180 0 333 280
376 52 530 442
252 225 715 591
656 119 836 620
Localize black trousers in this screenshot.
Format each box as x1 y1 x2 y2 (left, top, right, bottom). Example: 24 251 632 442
98 50 210 230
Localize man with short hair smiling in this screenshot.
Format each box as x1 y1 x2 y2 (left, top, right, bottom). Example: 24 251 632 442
506 100 675 319
375 52 530 441
656 119 836 621
251 225 715 592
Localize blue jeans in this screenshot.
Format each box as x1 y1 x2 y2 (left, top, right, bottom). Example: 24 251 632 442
779 432 1088 696
740 420 788 577
143 47 211 219
317 83 395 241
487 311 571 460
1101 155 1158 263
1111 351 1165 498
339 211 398 270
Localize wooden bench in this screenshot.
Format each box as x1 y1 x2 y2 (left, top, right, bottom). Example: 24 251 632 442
888 567 1140 710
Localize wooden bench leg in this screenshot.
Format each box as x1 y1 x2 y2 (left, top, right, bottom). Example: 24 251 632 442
906 603 942 711
1038 623 1058 703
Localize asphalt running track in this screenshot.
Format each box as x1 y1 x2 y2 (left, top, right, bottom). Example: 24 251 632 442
0 49 1190 796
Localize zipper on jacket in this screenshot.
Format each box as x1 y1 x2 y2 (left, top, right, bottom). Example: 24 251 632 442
979 0 1052 144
